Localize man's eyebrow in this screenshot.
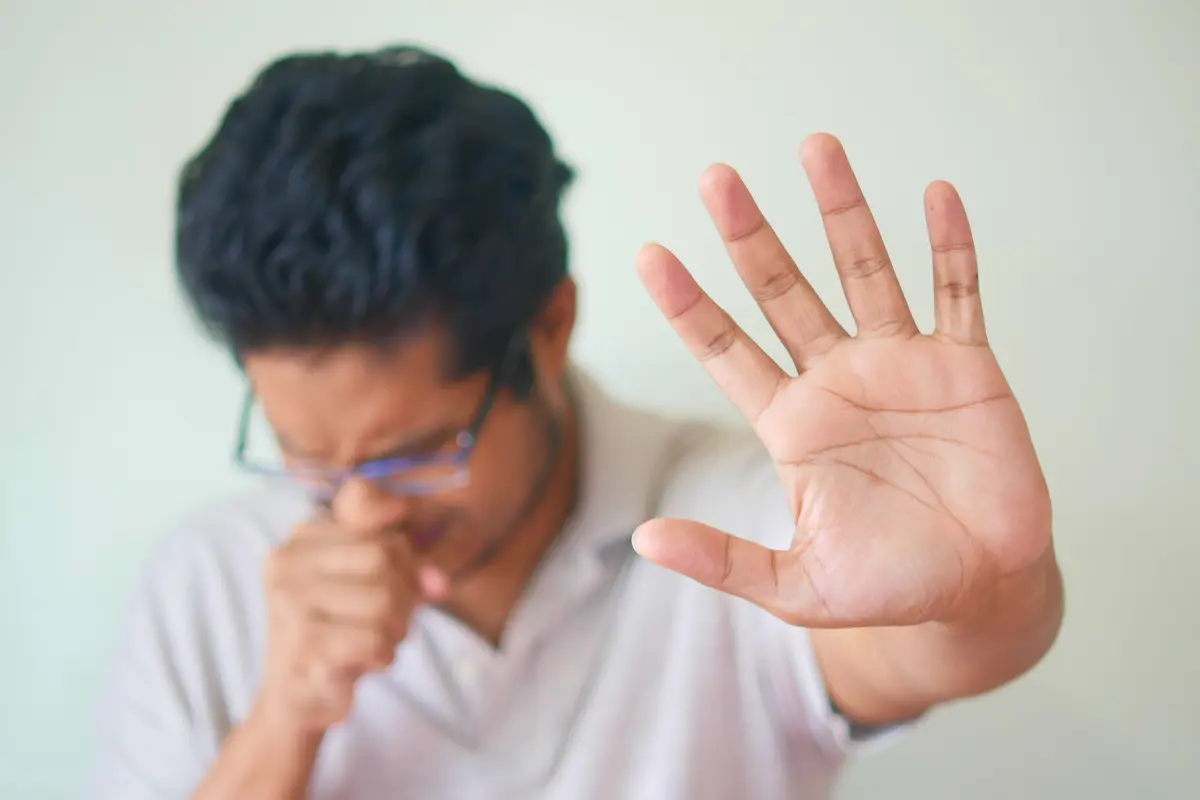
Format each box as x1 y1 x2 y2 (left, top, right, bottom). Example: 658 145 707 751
276 426 458 465
367 426 458 462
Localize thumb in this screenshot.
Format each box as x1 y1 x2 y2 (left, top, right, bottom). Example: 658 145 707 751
632 518 821 625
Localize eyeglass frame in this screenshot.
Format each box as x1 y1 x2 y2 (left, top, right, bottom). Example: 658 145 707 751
232 332 527 499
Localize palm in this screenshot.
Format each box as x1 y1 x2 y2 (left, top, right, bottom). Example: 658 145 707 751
761 338 1047 625
635 134 1051 628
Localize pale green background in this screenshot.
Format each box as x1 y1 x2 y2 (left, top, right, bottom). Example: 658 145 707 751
2 1 1198 797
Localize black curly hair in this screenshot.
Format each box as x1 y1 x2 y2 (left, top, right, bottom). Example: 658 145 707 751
175 45 574 388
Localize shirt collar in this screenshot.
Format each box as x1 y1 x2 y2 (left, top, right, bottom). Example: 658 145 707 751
558 367 687 557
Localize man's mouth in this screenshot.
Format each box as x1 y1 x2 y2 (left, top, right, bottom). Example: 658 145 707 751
409 524 447 551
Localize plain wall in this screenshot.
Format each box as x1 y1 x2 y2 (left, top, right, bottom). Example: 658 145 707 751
2 1 1197 797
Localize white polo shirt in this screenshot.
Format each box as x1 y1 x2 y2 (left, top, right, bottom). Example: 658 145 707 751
90 370 900 799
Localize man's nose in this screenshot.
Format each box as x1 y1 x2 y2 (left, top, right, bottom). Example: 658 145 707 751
331 476 417 531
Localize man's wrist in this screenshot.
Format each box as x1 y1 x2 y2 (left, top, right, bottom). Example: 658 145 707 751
192 697 325 800
244 694 328 755
910 548 1065 702
812 548 1064 728
937 547 1064 647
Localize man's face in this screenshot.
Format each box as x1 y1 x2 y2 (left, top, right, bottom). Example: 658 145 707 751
243 320 566 579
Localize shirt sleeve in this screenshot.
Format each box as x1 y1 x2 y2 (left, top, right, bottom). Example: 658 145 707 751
87 531 237 799
782 621 917 756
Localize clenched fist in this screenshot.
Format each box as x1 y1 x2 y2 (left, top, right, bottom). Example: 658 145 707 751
253 481 448 733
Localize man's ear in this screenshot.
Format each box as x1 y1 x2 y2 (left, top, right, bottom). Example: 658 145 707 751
529 278 577 388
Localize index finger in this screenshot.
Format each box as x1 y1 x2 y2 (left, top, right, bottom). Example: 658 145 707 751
637 243 788 426
698 164 846 370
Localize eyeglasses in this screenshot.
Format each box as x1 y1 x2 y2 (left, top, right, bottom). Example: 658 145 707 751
233 335 525 501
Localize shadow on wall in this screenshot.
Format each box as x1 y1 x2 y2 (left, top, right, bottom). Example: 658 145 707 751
836 683 1187 800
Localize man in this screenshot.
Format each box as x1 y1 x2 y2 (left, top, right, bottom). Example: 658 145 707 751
92 45 1063 799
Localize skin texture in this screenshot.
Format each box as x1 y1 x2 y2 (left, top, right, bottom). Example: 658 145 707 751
632 133 1062 725
194 133 1062 797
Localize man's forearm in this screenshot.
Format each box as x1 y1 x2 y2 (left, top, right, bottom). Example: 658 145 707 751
192 704 324 800
811 548 1065 727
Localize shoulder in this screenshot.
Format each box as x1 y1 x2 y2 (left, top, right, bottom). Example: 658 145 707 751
89 484 312 795
100 484 311 734
133 483 309 611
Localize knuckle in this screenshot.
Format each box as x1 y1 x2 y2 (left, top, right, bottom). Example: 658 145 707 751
696 323 738 362
360 543 392 577
321 636 360 670
840 254 891 281
320 628 390 672
299 621 329 660
821 196 867 220
750 263 800 304
721 213 765 245
365 585 395 619
931 241 975 256
308 661 346 689
937 277 979 299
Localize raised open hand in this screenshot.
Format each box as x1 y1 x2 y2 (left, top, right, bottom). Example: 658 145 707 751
634 134 1052 629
